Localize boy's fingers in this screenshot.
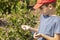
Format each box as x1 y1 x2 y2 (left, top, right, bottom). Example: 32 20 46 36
33 33 39 39
34 32 38 37
35 33 41 37
21 25 26 28
21 25 30 30
21 25 26 30
35 32 37 34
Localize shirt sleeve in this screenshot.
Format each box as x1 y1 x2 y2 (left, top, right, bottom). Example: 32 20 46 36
54 19 60 34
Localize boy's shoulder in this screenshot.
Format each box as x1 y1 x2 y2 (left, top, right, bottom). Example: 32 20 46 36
54 16 60 23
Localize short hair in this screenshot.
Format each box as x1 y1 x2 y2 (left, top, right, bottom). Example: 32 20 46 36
42 2 56 7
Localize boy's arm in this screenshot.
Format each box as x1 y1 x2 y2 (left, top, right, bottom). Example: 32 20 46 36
29 27 38 32
41 34 60 40
36 34 60 40
21 25 38 32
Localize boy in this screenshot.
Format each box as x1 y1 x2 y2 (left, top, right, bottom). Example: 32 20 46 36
21 0 60 40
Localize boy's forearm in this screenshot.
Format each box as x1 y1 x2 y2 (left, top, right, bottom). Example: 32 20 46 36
29 27 38 32
41 34 53 40
41 34 60 40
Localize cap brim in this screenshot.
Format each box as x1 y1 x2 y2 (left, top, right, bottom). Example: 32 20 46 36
33 4 43 10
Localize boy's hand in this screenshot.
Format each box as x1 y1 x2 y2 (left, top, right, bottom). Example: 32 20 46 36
21 25 30 30
33 32 38 40
35 33 42 37
33 32 42 40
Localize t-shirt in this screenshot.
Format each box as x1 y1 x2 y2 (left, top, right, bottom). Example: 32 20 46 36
38 14 60 40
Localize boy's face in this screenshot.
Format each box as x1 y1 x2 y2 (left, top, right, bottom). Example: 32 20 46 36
40 4 53 16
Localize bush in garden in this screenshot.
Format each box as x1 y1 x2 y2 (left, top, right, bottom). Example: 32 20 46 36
0 0 38 40
0 0 60 40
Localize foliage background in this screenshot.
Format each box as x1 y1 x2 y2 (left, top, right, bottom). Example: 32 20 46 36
0 0 60 40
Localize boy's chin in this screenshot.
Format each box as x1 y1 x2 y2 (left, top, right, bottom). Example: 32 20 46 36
43 13 49 16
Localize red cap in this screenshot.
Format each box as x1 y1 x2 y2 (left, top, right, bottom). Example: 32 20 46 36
33 0 56 10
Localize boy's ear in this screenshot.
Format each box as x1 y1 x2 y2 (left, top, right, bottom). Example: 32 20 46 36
48 4 53 10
